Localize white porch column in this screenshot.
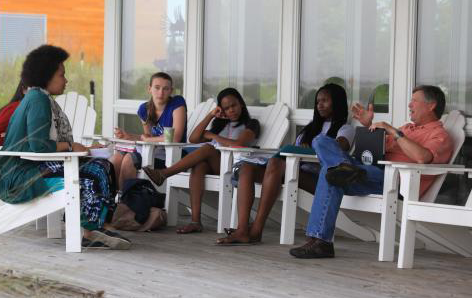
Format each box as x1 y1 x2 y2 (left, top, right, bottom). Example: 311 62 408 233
390 0 417 127
183 0 204 111
278 0 302 142
103 0 122 137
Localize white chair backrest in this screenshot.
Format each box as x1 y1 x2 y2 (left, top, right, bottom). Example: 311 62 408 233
421 110 465 202
186 98 216 141
186 99 289 149
255 102 290 149
55 92 96 144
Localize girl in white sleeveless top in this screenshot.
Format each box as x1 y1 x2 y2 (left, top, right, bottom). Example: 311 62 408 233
217 83 354 245
144 88 260 234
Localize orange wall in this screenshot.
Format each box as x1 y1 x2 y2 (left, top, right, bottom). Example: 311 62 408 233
0 0 104 62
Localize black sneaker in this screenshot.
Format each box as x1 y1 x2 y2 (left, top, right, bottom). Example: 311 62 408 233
289 237 335 259
82 237 110 249
89 229 132 250
325 163 367 187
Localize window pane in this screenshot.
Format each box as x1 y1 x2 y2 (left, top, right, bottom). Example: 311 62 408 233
299 0 392 113
203 0 281 106
0 13 45 108
0 3 104 134
416 0 472 114
120 0 186 99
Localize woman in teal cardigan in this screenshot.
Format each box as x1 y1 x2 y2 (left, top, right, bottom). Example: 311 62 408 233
0 45 131 250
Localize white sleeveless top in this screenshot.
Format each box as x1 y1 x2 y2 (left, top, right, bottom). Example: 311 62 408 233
210 122 257 147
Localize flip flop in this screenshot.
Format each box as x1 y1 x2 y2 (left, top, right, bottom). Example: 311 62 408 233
223 227 261 243
223 224 253 236
215 240 260 246
215 242 257 246
224 228 236 236
143 166 166 186
215 234 259 246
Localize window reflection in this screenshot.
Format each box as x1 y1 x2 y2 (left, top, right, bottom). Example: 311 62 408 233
416 0 472 114
299 0 392 112
120 0 186 99
203 0 281 106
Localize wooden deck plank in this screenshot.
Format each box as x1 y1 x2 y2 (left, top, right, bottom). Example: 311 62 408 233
0 219 471 297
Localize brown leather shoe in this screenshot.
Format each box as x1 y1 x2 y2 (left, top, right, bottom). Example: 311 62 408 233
143 166 166 186
289 237 335 258
325 163 367 187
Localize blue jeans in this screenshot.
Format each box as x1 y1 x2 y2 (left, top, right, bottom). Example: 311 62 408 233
306 135 384 242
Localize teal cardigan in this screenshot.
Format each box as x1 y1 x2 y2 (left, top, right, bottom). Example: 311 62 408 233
0 89 57 204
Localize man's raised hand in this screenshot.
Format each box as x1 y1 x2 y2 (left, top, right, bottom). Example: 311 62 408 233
351 103 374 127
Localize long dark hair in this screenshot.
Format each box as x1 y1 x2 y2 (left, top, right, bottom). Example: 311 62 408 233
298 83 348 145
145 72 173 125
0 80 26 113
210 87 251 135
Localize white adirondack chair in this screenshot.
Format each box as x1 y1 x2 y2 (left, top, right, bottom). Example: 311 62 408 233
55 91 97 146
106 98 217 215
165 102 290 233
0 151 87 252
0 92 96 150
35 92 97 233
108 98 217 177
396 164 472 268
139 98 217 169
279 110 465 262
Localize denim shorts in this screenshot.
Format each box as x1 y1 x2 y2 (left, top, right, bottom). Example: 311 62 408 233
119 151 166 170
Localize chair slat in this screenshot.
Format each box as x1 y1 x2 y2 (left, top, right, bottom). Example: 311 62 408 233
82 106 97 143
71 95 88 143
61 92 80 126
187 98 216 140
257 103 290 148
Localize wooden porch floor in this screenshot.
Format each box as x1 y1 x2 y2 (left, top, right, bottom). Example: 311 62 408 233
1 218 471 297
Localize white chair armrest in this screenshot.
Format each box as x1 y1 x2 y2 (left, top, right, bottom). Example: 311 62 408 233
217 146 278 154
137 142 198 167
0 151 87 161
280 152 319 163
108 138 137 145
217 147 278 166
82 134 108 141
135 141 198 148
378 160 415 166
391 162 466 175
82 135 110 146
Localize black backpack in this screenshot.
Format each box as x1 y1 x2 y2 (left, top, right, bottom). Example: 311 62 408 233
120 178 165 224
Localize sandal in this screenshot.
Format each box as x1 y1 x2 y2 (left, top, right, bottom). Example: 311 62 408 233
224 228 237 236
143 166 166 186
216 234 256 246
223 226 262 244
176 222 203 234
224 224 253 236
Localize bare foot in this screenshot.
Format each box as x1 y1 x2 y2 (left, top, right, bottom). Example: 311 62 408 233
176 222 203 234
216 229 250 245
248 226 262 243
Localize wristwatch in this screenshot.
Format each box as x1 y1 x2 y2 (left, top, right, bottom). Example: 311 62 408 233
67 141 73 152
394 129 405 140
